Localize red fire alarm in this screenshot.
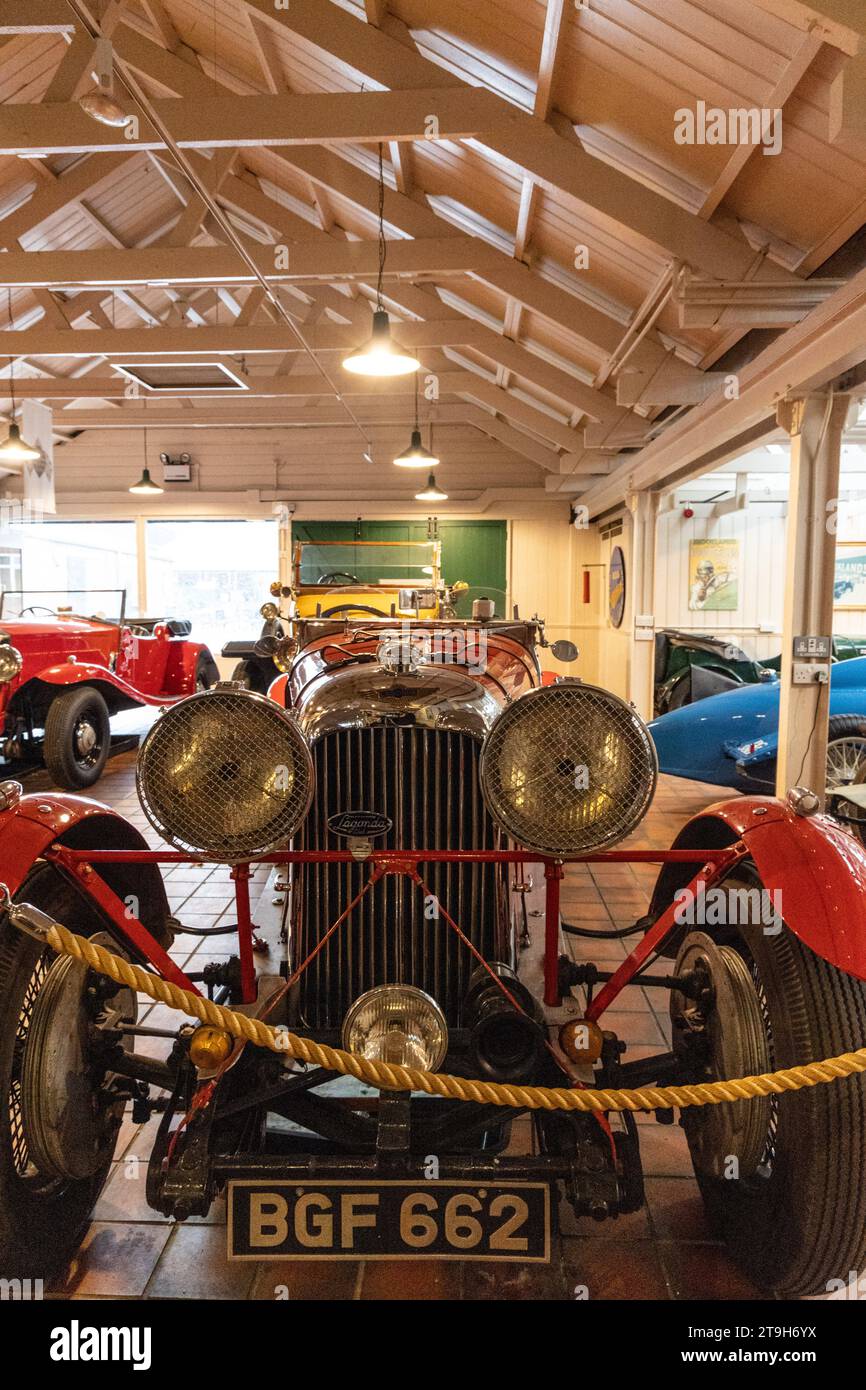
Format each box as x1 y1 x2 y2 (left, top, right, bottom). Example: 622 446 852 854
683 505 694 519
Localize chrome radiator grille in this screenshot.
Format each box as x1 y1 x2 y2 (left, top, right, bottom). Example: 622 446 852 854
293 726 509 1027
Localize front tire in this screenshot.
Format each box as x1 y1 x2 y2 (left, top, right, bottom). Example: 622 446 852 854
672 865 866 1296
0 867 127 1280
43 686 110 790
195 652 218 691
231 659 252 689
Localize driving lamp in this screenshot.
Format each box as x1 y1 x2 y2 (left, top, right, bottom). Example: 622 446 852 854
342 985 448 1075
136 687 314 861
0 645 23 683
479 683 657 857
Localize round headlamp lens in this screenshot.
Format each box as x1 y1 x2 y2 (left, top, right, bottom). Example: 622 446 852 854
342 985 448 1074
0 645 23 684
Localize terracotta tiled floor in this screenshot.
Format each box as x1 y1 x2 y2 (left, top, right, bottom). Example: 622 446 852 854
24 748 815 1300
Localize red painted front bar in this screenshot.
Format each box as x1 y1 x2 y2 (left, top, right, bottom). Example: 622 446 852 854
544 860 564 1006
50 845 739 1015
231 864 257 1005
585 844 748 1021
44 844 201 997
58 848 735 866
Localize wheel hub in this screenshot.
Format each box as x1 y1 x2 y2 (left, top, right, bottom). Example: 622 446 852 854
74 718 98 759
670 931 771 1180
21 937 136 1181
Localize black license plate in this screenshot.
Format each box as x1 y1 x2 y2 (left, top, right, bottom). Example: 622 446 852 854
228 1179 551 1262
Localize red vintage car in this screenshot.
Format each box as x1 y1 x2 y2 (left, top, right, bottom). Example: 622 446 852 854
0 588 218 789
1 610 866 1295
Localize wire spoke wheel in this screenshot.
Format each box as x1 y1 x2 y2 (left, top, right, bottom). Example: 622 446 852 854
8 952 59 1188
670 862 866 1296
0 867 133 1279
827 734 866 825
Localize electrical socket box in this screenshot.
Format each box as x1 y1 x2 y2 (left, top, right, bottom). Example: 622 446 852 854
793 662 830 685
793 635 831 659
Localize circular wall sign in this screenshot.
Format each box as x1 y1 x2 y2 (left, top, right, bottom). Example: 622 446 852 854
608 545 626 629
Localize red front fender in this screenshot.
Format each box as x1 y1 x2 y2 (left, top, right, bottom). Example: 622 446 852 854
0 791 172 945
32 662 182 707
650 795 866 983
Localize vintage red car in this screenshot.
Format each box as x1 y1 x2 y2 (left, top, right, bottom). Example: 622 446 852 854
1 607 865 1297
0 588 218 789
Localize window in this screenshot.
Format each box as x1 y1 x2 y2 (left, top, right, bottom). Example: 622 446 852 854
0 547 21 592
1 520 138 615
145 520 278 654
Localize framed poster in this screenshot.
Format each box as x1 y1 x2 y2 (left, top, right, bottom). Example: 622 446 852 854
608 545 626 628
688 538 739 612
834 543 866 607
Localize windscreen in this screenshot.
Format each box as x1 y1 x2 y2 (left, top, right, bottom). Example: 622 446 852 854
297 542 438 588
0 589 126 624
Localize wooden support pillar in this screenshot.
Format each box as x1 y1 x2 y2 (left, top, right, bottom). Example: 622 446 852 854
277 507 293 591
627 490 658 722
775 391 851 803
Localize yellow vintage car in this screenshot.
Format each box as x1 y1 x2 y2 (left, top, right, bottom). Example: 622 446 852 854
222 540 469 692
280 539 465 622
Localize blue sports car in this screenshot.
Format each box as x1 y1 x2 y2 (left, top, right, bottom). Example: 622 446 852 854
649 654 866 794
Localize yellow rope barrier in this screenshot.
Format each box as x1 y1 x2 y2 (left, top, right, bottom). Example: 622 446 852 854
37 920 866 1115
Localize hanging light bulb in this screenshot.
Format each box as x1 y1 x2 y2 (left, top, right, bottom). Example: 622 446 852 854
342 145 418 379
79 38 132 128
394 373 439 466
0 422 42 464
343 310 418 377
129 409 163 495
1 288 42 466
415 472 447 502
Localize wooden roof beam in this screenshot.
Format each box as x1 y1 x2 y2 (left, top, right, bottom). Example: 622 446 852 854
698 31 824 217
244 0 801 284
98 12 698 405
0 89 513 155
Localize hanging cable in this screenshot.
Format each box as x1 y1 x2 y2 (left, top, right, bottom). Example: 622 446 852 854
377 141 386 312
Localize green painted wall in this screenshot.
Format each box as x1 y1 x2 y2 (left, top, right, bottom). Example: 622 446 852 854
293 520 507 618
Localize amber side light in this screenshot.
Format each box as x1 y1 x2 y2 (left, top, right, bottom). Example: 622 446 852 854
559 1017 604 1064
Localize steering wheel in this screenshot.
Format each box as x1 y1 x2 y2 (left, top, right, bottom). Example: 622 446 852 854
319 571 360 586
18 605 56 616
320 603 390 618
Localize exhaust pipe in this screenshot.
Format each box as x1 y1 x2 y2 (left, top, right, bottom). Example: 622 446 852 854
463 963 544 1083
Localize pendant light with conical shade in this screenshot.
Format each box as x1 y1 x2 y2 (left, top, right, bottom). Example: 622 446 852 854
0 288 42 465
129 405 163 496
342 145 418 378
413 428 446 500
415 472 448 502
394 372 438 467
